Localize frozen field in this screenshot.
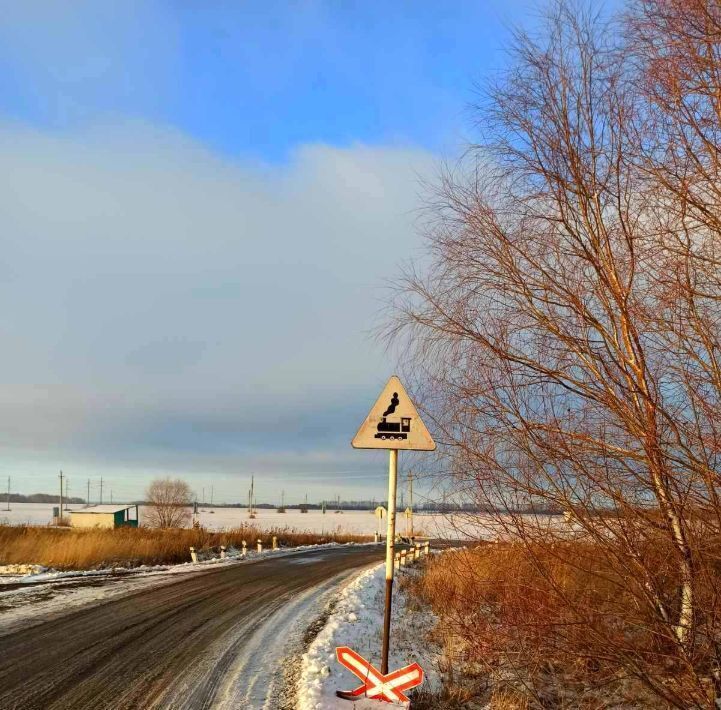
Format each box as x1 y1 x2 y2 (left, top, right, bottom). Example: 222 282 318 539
0 503 554 540
0 502 525 539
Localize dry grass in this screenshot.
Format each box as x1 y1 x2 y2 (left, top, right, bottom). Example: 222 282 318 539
488 690 530 710
0 524 371 570
407 542 711 708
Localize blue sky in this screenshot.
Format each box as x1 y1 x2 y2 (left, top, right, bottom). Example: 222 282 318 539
0 1 528 159
0 1 538 504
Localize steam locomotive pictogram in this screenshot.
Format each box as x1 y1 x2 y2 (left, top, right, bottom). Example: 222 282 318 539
375 416 411 440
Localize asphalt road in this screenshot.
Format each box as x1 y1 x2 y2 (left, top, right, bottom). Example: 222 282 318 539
0 545 384 710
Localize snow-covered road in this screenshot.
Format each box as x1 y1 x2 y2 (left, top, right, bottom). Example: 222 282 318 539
0 545 384 709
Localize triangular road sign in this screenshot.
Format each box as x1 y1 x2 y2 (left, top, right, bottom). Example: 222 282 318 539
352 375 436 451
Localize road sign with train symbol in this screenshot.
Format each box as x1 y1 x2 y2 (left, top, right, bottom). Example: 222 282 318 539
351 375 435 681
335 646 424 704
351 376 435 451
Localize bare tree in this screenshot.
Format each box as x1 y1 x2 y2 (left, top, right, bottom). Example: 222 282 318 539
144 478 192 529
389 1 721 705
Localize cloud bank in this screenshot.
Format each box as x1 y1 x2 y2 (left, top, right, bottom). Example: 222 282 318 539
0 120 434 501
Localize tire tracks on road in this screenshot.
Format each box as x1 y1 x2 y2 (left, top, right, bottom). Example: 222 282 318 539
0 545 383 709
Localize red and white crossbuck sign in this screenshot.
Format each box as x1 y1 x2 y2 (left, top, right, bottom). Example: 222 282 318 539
335 646 424 704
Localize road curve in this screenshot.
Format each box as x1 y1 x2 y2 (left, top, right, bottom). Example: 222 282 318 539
0 545 384 710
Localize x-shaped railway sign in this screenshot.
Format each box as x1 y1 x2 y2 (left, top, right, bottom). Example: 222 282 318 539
335 646 424 704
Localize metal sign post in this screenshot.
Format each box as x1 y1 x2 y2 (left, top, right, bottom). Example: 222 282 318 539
381 448 398 673
374 504 386 538
351 375 435 677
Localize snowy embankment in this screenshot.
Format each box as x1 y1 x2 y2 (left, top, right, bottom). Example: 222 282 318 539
298 563 439 709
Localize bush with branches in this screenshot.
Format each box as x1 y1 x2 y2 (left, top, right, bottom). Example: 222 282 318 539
144 478 192 529
391 1 721 705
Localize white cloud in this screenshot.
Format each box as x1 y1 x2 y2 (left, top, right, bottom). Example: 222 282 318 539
0 120 435 499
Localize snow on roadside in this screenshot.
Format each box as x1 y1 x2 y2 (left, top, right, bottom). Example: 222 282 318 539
298 562 439 710
0 542 373 636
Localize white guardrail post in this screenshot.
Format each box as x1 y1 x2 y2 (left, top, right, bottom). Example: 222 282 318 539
220 545 226 559
190 546 198 563
257 538 262 554
272 535 278 550
242 540 247 558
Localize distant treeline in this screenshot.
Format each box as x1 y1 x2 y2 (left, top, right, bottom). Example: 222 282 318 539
195 501 566 514
5 493 85 504
7 494 563 514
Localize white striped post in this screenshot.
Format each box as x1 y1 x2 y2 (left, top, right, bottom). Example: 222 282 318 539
380 449 398 675
272 535 278 550
242 540 247 558
220 545 226 559
257 538 262 554
414 543 421 561
190 546 198 563
424 540 430 556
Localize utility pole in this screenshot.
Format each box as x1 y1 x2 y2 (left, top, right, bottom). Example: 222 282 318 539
5 476 10 511
202 487 205 506
210 485 214 506
408 471 414 538
251 476 254 515
87 478 91 507
110 489 113 504
99 476 104 505
59 470 64 519
281 490 285 508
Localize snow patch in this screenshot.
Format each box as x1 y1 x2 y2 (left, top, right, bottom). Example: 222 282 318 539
0 564 46 576
298 564 439 710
